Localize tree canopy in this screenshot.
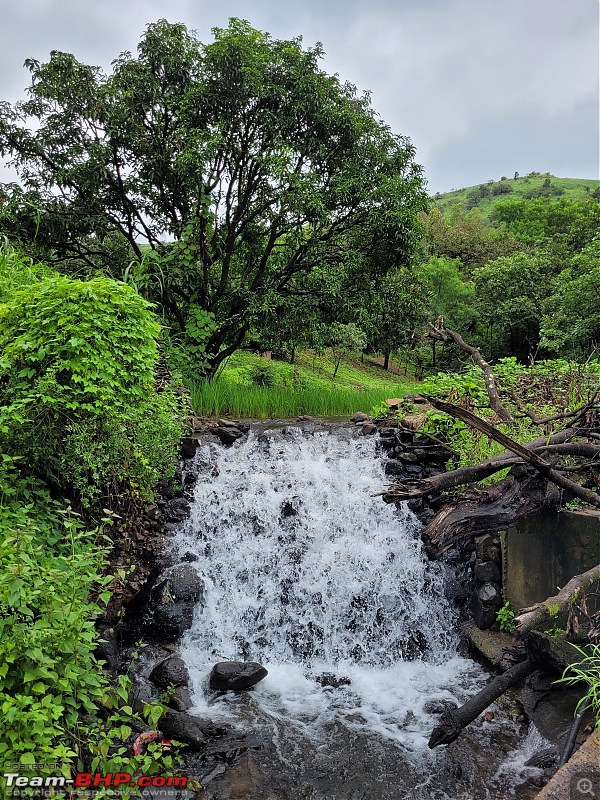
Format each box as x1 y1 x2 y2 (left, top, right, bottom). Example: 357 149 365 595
0 18 428 374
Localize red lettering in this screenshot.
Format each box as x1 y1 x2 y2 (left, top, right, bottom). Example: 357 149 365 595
94 773 113 787
138 777 151 787
168 777 188 787
75 774 92 787
113 773 131 787
152 777 166 787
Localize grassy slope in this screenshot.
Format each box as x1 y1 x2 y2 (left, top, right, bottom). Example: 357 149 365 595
190 349 423 418
433 175 599 219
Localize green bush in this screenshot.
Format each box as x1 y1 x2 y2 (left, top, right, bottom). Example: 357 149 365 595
250 360 276 387
0 458 182 788
0 266 184 505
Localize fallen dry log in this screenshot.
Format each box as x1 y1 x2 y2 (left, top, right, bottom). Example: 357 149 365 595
515 563 600 636
382 429 583 503
421 468 560 557
428 658 535 748
425 398 600 509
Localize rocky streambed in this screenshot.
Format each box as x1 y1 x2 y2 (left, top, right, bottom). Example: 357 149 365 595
100 418 593 800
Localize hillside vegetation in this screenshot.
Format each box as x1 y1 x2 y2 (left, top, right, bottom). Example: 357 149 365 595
433 174 599 218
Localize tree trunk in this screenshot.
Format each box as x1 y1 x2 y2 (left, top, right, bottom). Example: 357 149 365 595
383 352 390 371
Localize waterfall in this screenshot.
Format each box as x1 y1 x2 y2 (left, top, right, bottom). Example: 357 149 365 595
173 426 484 753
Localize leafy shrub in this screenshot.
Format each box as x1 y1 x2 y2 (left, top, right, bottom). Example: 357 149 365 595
0 259 184 506
496 601 516 633
0 458 182 787
0 239 53 302
250 360 276 387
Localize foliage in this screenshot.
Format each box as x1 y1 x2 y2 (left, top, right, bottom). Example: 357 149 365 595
541 239 600 356
328 322 367 378
0 258 184 505
556 643 600 728
420 255 477 329
472 251 555 359
363 267 430 370
250 360 276 388
421 358 600 471
434 175 599 219
0 238 53 301
496 601 516 633
0 18 428 376
490 197 600 253
189 380 398 419
0 460 182 792
418 205 523 272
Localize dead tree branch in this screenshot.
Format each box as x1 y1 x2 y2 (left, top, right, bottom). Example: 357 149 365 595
428 658 535 748
428 323 514 423
514 563 600 636
424 398 600 509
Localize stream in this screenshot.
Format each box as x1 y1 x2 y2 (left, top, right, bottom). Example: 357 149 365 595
171 424 551 799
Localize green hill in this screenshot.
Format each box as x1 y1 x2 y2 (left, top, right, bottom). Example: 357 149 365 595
432 174 599 218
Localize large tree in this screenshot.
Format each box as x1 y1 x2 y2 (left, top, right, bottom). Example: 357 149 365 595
0 19 427 374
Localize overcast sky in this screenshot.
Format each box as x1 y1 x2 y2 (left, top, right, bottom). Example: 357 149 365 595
1 0 598 193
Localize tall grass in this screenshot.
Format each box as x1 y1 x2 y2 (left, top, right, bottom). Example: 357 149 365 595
189 380 404 419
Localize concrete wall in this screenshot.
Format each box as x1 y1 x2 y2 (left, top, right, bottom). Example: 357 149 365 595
503 508 600 613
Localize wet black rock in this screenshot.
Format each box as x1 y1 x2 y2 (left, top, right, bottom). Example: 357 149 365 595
524 748 559 769
150 654 190 688
212 426 244 445
477 582 503 607
125 563 204 643
471 593 500 629
129 677 157 714
399 452 419 464
162 497 191 522
474 560 501 584
158 709 208 749
95 630 120 672
475 534 501 563
168 686 193 712
361 423 378 435
209 661 268 691
156 564 204 604
384 459 405 476
280 500 299 518
424 699 459 715
180 437 199 459
152 603 195 642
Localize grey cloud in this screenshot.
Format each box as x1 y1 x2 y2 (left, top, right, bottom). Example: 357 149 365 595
0 0 597 192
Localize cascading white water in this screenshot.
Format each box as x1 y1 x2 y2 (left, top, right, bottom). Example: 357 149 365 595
173 425 486 758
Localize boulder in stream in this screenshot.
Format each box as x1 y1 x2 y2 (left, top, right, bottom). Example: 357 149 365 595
150 654 190 688
209 661 268 691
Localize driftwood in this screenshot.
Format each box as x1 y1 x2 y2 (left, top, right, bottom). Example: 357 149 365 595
382 428 582 503
428 658 535 748
424 398 600 509
422 469 559 557
515 563 600 636
428 631 593 749
428 323 514 423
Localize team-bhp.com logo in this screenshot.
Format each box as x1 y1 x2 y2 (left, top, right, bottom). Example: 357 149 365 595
3 772 188 790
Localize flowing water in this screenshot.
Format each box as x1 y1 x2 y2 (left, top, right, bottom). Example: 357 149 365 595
173 425 536 799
